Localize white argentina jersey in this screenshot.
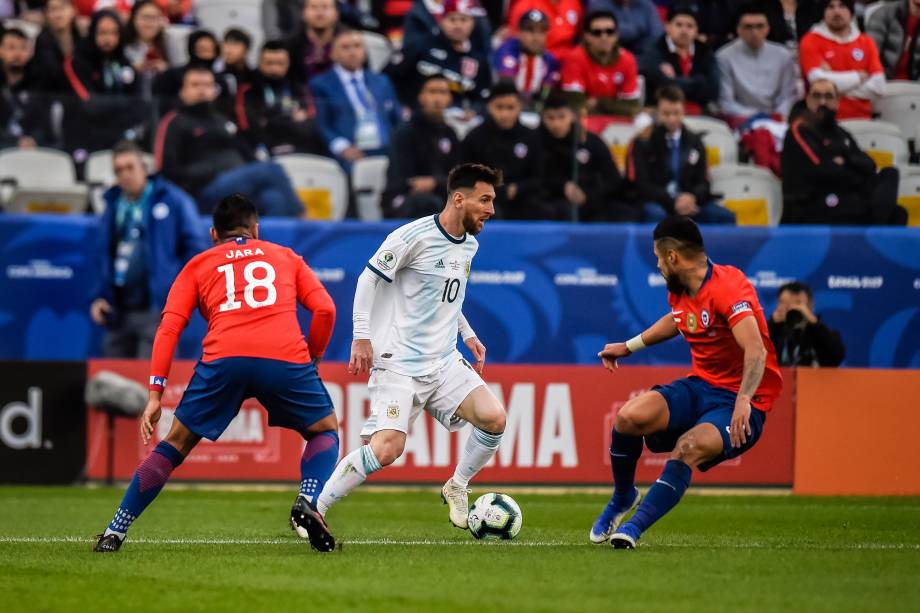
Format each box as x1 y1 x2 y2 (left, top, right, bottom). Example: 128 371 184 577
366 214 478 377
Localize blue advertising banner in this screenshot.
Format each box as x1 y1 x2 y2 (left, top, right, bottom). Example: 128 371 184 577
1 215 917 367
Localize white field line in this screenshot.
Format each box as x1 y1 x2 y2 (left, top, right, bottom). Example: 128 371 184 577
0 536 918 551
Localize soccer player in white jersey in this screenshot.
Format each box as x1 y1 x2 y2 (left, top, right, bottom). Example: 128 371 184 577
315 163 507 529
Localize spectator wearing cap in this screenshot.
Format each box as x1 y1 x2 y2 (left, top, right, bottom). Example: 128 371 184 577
540 92 640 222
627 85 736 224
382 74 461 218
235 40 324 156
91 140 207 359
799 0 884 120
461 80 552 219
866 0 920 81
717 1 798 124
285 0 340 85
639 3 720 115
403 0 493 58
310 29 402 169
387 0 492 111
492 9 561 108
506 0 584 58
610 0 664 57
781 78 906 225
561 6 641 117
1 28 50 148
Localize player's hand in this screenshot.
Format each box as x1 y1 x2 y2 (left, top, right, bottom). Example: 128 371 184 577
348 339 373 375
342 147 365 162
90 298 112 325
660 63 677 79
464 336 486 374
598 342 631 372
675 193 699 216
564 181 586 206
408 176 437 193
729 395 752 448
140 398 162 446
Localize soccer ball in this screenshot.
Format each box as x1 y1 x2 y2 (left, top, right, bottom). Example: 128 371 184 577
467 493 522 540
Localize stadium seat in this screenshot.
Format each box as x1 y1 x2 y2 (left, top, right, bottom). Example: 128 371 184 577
839 119 909 168
194 0 263 65
362 31 393 72
274 154 348 220
352 156 388 221
84 150 155 214
0 147 88 214
600 122 641 172
683 116 738 167
164 24 193 66
897 164 920 227
710 163 782 226
863 0 885 26
875 81 920 143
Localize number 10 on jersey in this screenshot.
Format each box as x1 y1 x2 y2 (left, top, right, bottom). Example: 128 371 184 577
217 261 278 312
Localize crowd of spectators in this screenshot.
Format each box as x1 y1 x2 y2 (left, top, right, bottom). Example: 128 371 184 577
1 0 916 225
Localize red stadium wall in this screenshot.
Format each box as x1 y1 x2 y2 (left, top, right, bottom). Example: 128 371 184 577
86 361 795 485
793 369 920 496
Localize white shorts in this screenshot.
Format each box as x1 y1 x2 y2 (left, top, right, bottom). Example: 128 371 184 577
360 355 485 439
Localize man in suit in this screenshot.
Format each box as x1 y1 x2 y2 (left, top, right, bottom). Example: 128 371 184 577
309 29 402 169
628 85 735 224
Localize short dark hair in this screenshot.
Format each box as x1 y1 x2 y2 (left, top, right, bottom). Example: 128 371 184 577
446 163 503 194
488 78 520 102
223 27 251 48
656 84 686 105
332 27 361 43
778 281 813 301
112 140 147 163
418 72 450 89
585 8 617 31
736 1 769 22
667 2 700 23
213 194 259 237
653 216 705 256
261 39 287 54
541 90 571 111
1 27 28 42
182 63 215 84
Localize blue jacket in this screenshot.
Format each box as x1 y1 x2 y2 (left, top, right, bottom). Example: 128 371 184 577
309 68 402 166
98 174 208 310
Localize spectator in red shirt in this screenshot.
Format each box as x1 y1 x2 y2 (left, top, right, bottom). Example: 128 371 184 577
507 0 584 59
561 6 641 116
866 0 920 81
799 0 884 119
639 3 719 115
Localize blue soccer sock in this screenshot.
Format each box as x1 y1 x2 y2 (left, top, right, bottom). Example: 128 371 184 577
610 429 643 504
619 459 692 540
298 430 340 504
105 441 185 537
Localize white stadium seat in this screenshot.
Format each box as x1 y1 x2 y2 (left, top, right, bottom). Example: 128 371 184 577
599 122 641 172
362 31 392 72
897 164 920 227
164 25 193 66
194 0 264 65
875 80 920 143
0 147 88 214
274 154 348 220
352 156 388 221
710 163 783 226
683 115 738 167
839 119 909 168
84 149 154 214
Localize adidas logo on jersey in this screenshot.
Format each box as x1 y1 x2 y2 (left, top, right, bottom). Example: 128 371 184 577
435 259 445 269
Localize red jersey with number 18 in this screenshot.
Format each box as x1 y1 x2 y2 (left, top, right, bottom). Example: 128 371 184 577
148 237 335 390
668 262 782 410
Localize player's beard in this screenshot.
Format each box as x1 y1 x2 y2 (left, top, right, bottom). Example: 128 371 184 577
665 272 686 295
463 211 484 236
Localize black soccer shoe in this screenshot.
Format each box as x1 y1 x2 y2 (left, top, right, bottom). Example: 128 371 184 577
93 533 124 552
290 496 336 553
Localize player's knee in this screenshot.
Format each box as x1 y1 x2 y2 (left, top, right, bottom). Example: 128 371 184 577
371 434 405 466
672 432 705 467
480 405 506 433
615 406 650 435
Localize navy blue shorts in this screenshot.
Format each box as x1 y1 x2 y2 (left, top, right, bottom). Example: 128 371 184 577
174 357 334 441
644 376 766 472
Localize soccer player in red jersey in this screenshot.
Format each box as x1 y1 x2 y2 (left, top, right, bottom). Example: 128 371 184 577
95 194 339 553
590 216 782 549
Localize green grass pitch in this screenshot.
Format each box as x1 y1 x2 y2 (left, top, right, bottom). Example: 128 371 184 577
1 487 918 612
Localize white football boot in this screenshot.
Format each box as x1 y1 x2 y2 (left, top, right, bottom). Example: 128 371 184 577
441 479 471 529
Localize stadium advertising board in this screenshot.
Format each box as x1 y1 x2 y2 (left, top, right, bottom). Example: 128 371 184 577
0 361 87 483
86 361 794 485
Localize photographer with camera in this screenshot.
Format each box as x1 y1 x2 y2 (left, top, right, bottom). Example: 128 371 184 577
768 281 845 367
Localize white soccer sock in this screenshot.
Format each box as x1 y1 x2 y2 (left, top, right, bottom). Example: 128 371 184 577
452 428 503 488
315 445 382 516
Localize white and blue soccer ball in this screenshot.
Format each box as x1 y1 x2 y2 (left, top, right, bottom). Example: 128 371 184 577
467 493 522 540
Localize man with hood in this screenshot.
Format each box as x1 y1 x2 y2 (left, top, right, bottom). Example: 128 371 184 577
799 0 884 119
63 9 149 159
780 78 907 225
